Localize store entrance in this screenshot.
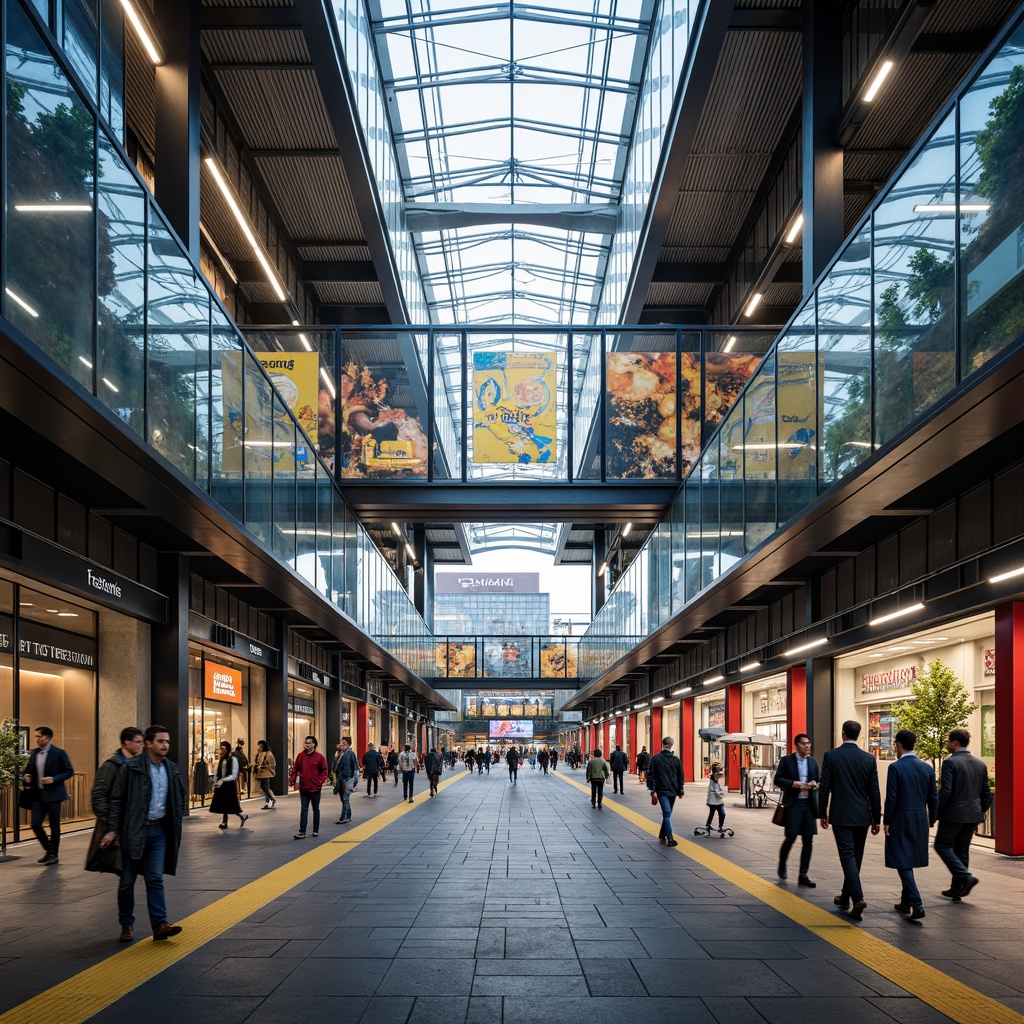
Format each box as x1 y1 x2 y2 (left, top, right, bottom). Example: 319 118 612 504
188 650 249 808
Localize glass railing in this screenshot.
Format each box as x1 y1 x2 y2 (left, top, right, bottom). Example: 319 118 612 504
577 12 1024 681
1 0 432 672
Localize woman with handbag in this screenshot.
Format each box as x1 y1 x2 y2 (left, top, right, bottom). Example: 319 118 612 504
210 741 249 829
253 740 277 809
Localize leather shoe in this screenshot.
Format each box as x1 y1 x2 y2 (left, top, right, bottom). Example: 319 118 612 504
833 895 850 909
152 923 182 941
798 875 816 888
959 875 979 898
777 863 787 880
941 888 963 902
848 900 866 920
894 902 911 914
119 925 134 943
908 907 925 920
42 854 58 865
37 854 51 864
666 839 679 847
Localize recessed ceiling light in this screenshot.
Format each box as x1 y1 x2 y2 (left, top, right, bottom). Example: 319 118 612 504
887 646 913 652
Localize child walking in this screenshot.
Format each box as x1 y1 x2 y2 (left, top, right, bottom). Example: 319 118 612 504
705 770 725 830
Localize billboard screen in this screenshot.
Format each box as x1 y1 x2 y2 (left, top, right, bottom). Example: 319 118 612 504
489 719 534 740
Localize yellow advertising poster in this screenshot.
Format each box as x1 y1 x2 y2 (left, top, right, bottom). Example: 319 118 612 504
472 351 556 464
221 351 319 474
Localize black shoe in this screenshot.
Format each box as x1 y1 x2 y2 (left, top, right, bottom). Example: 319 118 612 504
894 902 911 914
335 818 346 824
834 895 850 910
312 832 319 837
908 907 925 920
42 854 58 865
959 876 979 898
666 839 679 847
37 854 51 864
798 875 816 888
849 900 866 920
777 863 788 880
941 888 963 902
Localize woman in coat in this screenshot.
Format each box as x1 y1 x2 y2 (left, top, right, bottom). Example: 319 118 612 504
253 740 277 808
210 740 249 829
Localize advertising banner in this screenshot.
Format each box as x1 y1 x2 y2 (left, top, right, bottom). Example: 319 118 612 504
473 351 556 464
464 691 554 718
540 642 578 678
489 719 535 740
204 660 243 704
606 351 678 478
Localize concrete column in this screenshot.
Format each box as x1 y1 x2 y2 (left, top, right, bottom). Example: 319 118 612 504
152 554 188 767
97 610 151 754
682 698 695 782
808 654 834 752
265 618 288 797
628 713 638 768
593 529 607 614
994 603 1024 856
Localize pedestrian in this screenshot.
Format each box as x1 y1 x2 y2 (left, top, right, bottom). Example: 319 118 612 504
506 745 520 785
608 745 628 794
86 726 144 876
774 733 820 887
705 770 726 831
20 725 74 866
478 747 485 774
484 748 492 773
550 749 559 772
465 748 475 773
817 720 881 920
884 729 938 920
529 750 537 770
100 725 186 943
425 746 443 796
398 743 418 803
538 748 549 775
290 735 328 839
362 742 383 797
333 736 360 824
935 727 991 902
586 747 610 808
253 740 277 808
209 741 249 829
647 737 685 845
232 738 250 798
387 745 399 786
636 745 650 784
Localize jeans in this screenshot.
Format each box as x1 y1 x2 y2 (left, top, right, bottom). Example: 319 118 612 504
590 779 605 806
402 770 416 799
118 823 168 929
392 768 398 785
30 799 61 855
298 790 321 834
897 867 923 909
428 772 440 794
366 774 378 796
779 800 815 875
656 793 676 840
508 765 518 784
706 804 725 829
259 778 273 804
831 824 868 904
934 820 976 887
612 770 624 793
339 782 352 821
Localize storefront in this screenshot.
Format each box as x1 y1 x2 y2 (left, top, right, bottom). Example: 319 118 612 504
695 695 726 779
743 674 788 760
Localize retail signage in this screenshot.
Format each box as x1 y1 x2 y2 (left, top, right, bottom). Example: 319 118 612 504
288 697 316 717
205 660 243 704
0 615 97 669
0 530 168 623
861 664 917 695
188 612 279 668
489 719 534 740
472 352 556 465
436 572 539 594
984 649 995 676
756 688 786 716
464 690 554 718
291 659 334 690
561 710 583 722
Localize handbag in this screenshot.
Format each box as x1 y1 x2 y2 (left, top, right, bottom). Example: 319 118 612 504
771 799 787 827
18 788 34 810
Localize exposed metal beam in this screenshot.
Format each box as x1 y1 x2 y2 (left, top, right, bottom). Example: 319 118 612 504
235 259 377 284
315 304 390 324
730 9 801 31
911 32 991 54
208 62 314 72
201 8 302 29
638 306 709 325
651 262 727 283
248 149 340 159
404 203 619 233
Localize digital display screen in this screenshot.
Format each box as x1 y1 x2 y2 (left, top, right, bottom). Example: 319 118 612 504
489 719 534 740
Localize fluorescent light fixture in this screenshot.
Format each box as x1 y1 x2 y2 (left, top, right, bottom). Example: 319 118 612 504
868 602 924 627
57 611 79 617
686 529 745 539
622 522 632 538
888 646 913 652
723 335 737 352
672 686 692 696
319 367 336 398
79 355 93 369
732 442 807 451
633 702 648 710
784 637 828 656
652 696 665 703
843 441 873 448
744 292 763 318
199 220 237 284
863 58 894 102
244 440 274 447
298 333 313 352
913 203 990 215
102 377 119 393
597 561 607 577
404 542 416 560
14 203 92 213
785 212 804 244
989 565 1024 584
704 674 724 685
120 0 163 63
204 157 287 301
5 286 39 318
740 661 761 672
391 522 403 537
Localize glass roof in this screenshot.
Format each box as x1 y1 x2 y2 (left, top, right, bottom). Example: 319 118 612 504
369 1 657 555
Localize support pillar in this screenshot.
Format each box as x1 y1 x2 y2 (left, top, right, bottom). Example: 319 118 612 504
995 603 1024 856
325 654 341 758
614 715 624 753
787 664 807 748
602 721 611 757
152 555 189 781
808 654 834 752
651 706 663 752
593 529 607 614
265 618 289 798
682 698 695 782
357 701 370 760
628 713 638 769
725 684 742 791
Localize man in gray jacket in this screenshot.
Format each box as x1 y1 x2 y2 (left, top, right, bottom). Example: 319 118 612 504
935 728 991 901
101 725 186 943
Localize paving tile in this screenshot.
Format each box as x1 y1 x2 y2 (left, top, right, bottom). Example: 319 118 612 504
475 958 581 976
472 975 590 997
375 958 475 996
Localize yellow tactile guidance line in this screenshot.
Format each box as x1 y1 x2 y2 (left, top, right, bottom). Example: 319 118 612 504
0 771 464 1024
555 770 1023 1024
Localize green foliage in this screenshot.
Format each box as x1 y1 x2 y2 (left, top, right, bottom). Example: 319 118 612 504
974 63 1024 211
0 718 30 792
889 658 978 769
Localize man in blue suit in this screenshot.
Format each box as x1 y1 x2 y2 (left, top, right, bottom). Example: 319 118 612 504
884 729 938 921
21 726 74 865
818 720 881 920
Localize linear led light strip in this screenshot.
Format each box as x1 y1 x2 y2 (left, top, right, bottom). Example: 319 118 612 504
868 602 924 627
120 0 163 64
204 157 287 301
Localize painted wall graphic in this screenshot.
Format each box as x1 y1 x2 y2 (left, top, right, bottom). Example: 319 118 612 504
606 351 680 478
472 351 556 464
340 362 428 478
221 352 319 474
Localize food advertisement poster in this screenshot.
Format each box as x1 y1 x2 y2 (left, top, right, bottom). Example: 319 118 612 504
472 351 556 464
221 352 319 474
606 352 680 478
436 641 476 677
464 691 554 718
540 642 578 678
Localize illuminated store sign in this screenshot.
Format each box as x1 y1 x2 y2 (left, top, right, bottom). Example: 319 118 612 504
436 572 539 594
205 661 243 704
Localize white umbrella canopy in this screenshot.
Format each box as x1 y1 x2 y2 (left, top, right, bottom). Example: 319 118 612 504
717 732 777 745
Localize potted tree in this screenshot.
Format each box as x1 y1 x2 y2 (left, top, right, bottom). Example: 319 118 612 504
0 717 30 860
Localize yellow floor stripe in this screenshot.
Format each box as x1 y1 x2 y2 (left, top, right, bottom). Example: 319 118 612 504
0 772 463 1024
556 771 1024 1024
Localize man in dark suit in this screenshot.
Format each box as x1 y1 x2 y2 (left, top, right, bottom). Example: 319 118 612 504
774 733 820 887
935 728 990 901
818 720 881 920
21 726 74 865
884 729 938 920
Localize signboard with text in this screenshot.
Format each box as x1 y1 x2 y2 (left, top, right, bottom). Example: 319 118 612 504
205 661 243 704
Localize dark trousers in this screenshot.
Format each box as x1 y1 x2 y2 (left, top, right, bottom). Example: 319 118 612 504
392 768 398 785
779 800 815 875
366 774 378 796
832 824 868 904
402 770 416 799
508 765 518 784
258 778 273 803
897 867 923 909
298 790 321 833
118 823 168 930
706 804 726 829
590 779 605 806
934 820 977 887
428 772 440 794
612 770 624 793
30 799 61 855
